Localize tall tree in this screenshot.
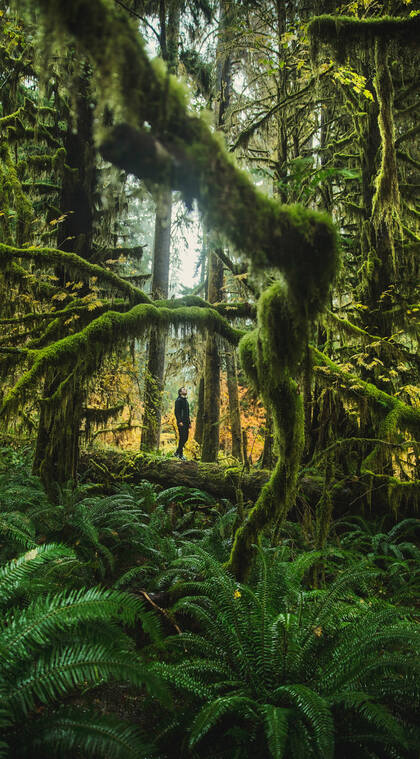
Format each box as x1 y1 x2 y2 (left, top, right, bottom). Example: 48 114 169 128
201 0 233 462
140 0 180 451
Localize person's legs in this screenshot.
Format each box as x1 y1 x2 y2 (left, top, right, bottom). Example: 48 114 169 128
176 425 189 458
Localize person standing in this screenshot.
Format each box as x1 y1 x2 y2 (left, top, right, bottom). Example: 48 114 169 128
174 386 191 460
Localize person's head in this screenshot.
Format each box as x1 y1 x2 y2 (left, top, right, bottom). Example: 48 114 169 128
178 387 187 397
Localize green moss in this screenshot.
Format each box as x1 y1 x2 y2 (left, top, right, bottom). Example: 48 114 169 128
0 301 245 421
0 243 151 304
308 14 420 63
13 0 340 520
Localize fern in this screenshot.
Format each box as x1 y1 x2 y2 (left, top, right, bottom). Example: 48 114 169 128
150 547 419 758
262 704 291 759
0 544 165 758
26 708 155 759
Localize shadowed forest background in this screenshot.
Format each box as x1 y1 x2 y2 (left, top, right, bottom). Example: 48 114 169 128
0 0 419 757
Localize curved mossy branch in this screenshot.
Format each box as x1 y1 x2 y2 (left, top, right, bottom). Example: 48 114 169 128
0 244 152 305
100 125 338 308
0 249 252 324
226 280 314 581
311 346 420 477
21 0 338 301
155 295 257 320
0 303 245 421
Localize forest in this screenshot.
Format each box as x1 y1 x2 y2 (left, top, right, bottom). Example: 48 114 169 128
0 0 419 756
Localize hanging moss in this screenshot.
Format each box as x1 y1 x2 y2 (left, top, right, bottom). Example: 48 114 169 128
0 302 245 422
11 0 339 539
0 243 151 304
308 14 420 63
312 346 419 489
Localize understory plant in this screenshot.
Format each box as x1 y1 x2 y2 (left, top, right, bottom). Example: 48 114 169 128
0 542 164 758
150 547 420 759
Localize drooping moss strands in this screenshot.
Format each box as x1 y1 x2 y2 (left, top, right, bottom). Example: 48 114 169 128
308 14 420 63
311 346 420 435
371 37 401 269
312 346 420 487
0 303 245 422
0 243 152 304
17 0 338 291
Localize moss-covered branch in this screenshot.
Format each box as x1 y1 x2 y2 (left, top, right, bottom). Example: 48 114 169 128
0 243 151 304
0 302 245 419
311 346 419 477
20 0 338 303
308 14 420 59
325 310 417 364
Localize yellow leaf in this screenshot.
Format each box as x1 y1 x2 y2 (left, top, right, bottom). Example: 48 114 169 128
87 300 103 311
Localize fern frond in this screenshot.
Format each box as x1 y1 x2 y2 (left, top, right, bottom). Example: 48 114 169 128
0 544 75 606
189 696 259 748
28 708 155 759
274 684 334 759
1 585 160 659
8 642 163 717
261 704 290 759
334 692 407 748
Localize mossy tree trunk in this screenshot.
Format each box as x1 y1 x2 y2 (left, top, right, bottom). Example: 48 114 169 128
194 374 204 446
201 0 232 463
33 65 96 493
33 376 84 499
140 1 180 452
261 414 274 470
225 344 243 462
201 250 224 462
141 188 172 451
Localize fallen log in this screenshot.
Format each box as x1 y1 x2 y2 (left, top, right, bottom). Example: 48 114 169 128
78 447 270 503
78 447 418 519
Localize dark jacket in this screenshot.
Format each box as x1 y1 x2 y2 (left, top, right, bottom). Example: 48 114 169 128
175 396 190 425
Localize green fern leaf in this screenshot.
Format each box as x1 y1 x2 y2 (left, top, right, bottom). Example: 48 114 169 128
262 704 290 758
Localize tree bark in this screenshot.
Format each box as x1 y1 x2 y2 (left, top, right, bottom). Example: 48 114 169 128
261 414 274 470
33 63 96 495
225 345 243 461
140 1 180 451
201 251 224 461
194 374 204 446
141 188 172 451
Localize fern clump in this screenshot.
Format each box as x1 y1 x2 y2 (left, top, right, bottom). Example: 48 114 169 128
150 547 420 758
0 543 165 758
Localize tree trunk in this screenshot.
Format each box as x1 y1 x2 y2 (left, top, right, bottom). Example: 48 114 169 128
33 64 95 495
200 0 233 462
34 377 84 499
194 374 204 446
225 345 243 461
261 414 274 470
201 251 224 462
141 188 172 451
140 2 180 450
